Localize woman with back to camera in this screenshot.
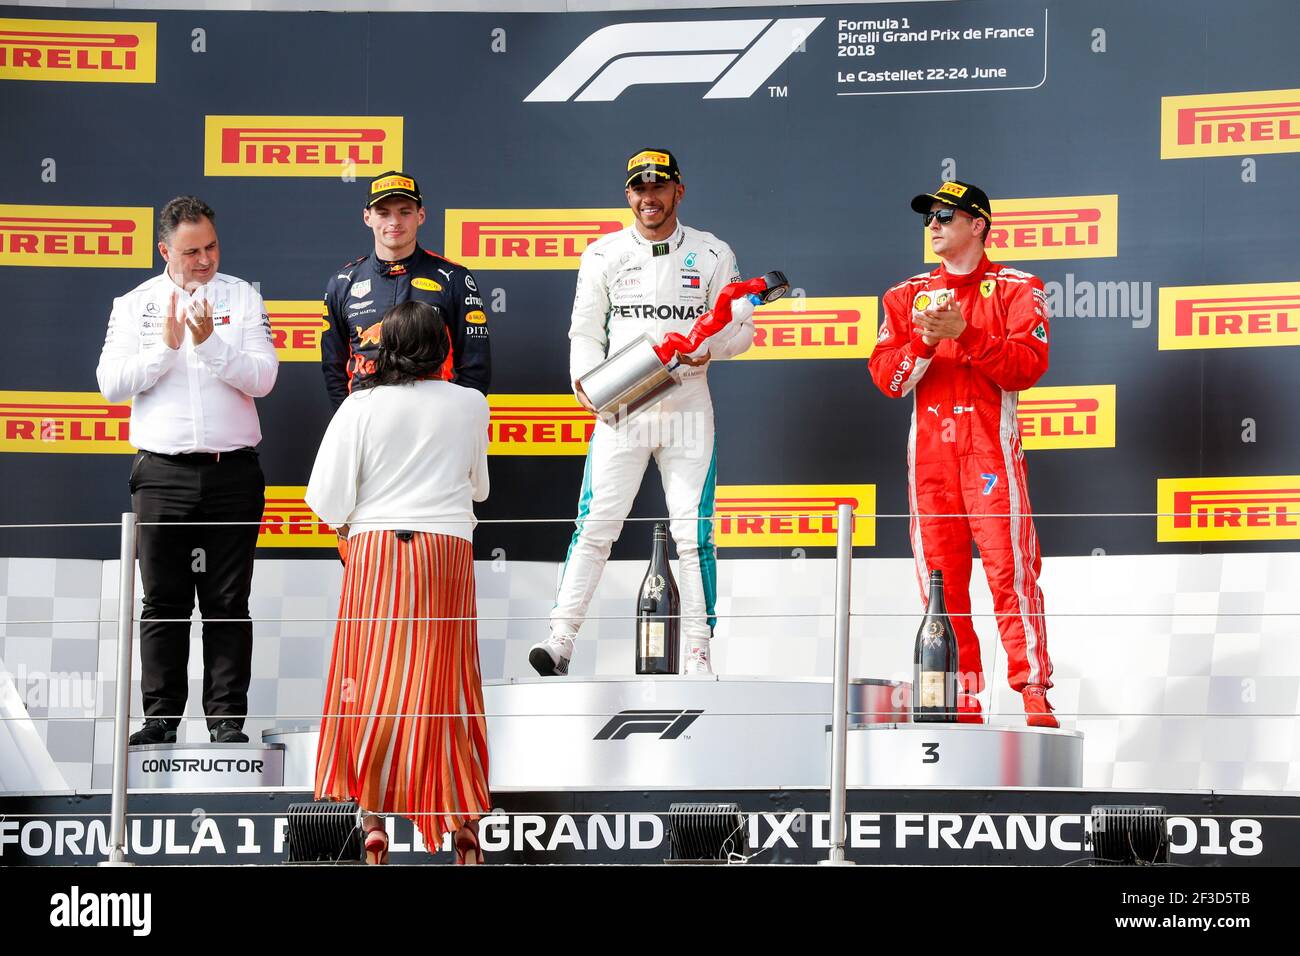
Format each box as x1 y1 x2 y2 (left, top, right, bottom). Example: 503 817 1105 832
306 300 491 864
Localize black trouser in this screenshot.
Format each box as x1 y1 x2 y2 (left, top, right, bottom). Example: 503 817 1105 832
130 449 265 731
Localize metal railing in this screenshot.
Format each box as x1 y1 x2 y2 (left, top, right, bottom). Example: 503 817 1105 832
1 506 1298 866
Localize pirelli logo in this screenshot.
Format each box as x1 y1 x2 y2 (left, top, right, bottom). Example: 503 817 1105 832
714 484 875 548
1158 282 1300 351
737 296 878 361
1158 476 1300 542
927 195 1118 262
445 209 633 270
0 204 152 268
259 486 337 548
1162 89 1300 159
1017 385 1116 450
204 116 404 177
0 391 132 453
0 17 156 83
265 300 331 362
488 394 594 455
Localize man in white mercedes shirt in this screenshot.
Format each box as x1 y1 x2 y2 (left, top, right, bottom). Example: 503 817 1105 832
96 196 278 745
530 148 753 677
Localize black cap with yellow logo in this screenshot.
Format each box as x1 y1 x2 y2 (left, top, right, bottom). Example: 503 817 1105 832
910 180 992 223
366 170 422 208
625 148 682 189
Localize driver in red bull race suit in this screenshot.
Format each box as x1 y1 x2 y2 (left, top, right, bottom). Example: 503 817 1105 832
323 170 490 406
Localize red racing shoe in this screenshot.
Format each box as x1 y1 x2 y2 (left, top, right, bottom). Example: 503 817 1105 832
1022 685 1059 728
957 694 983 724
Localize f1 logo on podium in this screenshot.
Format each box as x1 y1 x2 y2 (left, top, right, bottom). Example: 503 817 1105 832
594 709 703 740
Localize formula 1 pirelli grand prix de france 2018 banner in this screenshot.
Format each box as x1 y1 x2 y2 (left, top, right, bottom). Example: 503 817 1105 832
0 0 1298 561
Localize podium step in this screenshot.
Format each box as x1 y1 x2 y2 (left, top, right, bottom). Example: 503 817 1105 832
127 742 286 790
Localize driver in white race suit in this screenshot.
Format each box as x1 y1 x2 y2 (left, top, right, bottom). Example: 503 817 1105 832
529 148 753 677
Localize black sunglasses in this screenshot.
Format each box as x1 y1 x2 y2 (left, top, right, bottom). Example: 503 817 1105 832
923 208 963 226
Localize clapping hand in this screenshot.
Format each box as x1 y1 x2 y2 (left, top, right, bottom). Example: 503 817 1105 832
162 290 215 348
914 298 967 347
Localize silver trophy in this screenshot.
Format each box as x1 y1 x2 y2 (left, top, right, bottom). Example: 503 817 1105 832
576 271 789 421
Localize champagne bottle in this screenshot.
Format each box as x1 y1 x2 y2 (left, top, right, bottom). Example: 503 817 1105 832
912 569 959 722
636 523 680 675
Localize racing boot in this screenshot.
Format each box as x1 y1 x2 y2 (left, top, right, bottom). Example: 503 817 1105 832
528 634 573 677
1022 684 1059 728
956 693 984 724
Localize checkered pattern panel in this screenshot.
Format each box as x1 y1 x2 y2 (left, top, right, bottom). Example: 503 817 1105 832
1 553 1298 791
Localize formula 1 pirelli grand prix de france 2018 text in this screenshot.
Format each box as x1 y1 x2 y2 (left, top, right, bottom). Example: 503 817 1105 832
836 9 1049 94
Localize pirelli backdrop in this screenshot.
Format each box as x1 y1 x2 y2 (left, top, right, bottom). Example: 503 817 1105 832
1 0 1298 561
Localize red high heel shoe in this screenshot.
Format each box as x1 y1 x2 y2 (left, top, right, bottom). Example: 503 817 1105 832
454 823 483 865
362 814 389 865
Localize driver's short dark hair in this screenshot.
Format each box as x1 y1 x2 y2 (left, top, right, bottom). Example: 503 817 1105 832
158 196 215 246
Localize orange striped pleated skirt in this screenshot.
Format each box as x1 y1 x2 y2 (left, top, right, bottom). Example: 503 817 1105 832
315 530 490 850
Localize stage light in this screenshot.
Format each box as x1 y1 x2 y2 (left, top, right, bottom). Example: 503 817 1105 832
1090 805 1168 866
285 801 364 864
666 802 748 862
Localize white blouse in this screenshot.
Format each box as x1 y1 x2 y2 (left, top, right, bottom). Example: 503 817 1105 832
305 380 489 542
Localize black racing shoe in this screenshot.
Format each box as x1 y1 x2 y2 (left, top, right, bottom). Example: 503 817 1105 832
210 719 249 743
528 635 573 676
128 719 176 746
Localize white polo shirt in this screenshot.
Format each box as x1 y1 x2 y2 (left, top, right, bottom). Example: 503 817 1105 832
96 271 279 454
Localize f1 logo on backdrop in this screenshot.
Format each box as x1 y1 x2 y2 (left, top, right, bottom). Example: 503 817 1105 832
1161 88 1300 159
204 116 404 177
526 17 823 102
737 296 878 360
445 209 633 270
0 205 152 268
1158 282 1300 350
926 196 1118 263
1158 476 1300 542
0 17 156 83
593 710 703 740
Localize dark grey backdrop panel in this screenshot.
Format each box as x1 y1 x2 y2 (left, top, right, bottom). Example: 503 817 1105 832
0 0 1297 560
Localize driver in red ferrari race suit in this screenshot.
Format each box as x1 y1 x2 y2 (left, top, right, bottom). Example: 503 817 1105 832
869 180 1057 729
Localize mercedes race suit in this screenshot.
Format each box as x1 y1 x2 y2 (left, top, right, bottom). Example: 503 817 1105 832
552 223 751 647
